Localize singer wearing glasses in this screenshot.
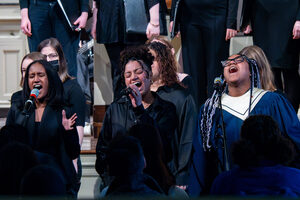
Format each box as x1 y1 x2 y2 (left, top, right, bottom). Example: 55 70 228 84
188 53 300 196
6 60 80 196
95 46 177 190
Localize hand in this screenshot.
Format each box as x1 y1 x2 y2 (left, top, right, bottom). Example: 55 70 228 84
62 110 77 131
169 21 180 38
128 84 142 107
20 8 32 36
146 22 160 39
91 8 98 40
73 12 88 31
293 20 300 39
176 185 187 190
243 24 252 34
225 28 237 41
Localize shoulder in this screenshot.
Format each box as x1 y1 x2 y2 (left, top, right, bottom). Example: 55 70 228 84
154 92 176 111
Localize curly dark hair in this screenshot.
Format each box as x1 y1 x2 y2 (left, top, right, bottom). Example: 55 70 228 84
120 45 154 86
232 115 296 168
147 42 180 87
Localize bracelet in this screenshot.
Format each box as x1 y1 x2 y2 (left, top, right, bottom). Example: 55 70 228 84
150 22 159 28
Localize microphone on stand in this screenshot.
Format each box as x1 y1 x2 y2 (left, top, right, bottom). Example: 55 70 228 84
213 77 224 91
23 87 40 113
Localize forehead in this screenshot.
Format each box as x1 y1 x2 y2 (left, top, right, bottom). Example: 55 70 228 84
125 60 142 71
28 63 46 73
22 58 33 69
41 46 56 54
228 54 241 59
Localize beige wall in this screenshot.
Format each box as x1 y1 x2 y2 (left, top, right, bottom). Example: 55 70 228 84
0 2 28 108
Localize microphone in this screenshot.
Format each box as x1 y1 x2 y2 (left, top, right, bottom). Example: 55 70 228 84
23 88 39 113
213 77 224 92
121 82 142 96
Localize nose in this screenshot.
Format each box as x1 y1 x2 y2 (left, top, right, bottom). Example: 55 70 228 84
33 75 40 82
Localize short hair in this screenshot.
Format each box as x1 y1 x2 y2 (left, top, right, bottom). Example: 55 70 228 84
232 115 295 168
23 60 64 109
239 45 276 91
37 38 71 83
20 165 66 196
0 142 38 195
0 125 29 150
20 52 46 87
120 46 154 86
106 135 144 176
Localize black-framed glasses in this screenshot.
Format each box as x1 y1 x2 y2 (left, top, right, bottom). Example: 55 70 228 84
221 55 245 67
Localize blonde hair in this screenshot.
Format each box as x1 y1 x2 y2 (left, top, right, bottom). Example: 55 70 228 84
20 52 46 86
239 45 276 91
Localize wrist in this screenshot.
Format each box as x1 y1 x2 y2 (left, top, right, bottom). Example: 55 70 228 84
149 21 159 28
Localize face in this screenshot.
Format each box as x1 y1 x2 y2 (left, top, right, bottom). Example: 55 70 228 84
21 58 33 79
223 55 251 87
40 46 59 62
149 49 160 82
124 60 151 97
28 63 49 99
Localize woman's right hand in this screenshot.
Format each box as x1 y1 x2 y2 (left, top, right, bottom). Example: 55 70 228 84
169 21 180 37
243 24 252 34
128 84 142 108
20 8 32 37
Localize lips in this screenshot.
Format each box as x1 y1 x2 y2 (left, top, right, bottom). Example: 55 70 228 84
229 66 238 73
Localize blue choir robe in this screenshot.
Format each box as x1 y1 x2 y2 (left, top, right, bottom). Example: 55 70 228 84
188 88 300 196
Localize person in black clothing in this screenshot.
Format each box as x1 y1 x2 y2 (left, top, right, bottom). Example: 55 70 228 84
6 60 80 196
148 41 197 187
19 0 89 77
95 46 177 188
91 0 167 99
103 135 164 197
241 0 300 112
170 0 239 109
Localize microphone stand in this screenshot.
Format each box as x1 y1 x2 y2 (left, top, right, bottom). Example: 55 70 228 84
216 89 230 172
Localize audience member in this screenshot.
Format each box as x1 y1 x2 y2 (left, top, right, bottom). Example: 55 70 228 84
129 124 189 198
103 135 164 197
189 53 300 196
0 142 38 195
148 41 196 186
20 165 66 196
19 0 89 77
6 60 80 196
95 46 177 189
211 115 300 197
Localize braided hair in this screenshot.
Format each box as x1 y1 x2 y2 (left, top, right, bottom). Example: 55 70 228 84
201 54 261 151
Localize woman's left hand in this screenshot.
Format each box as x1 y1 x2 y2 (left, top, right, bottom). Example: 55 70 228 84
62 110 77 131
293 20 300 39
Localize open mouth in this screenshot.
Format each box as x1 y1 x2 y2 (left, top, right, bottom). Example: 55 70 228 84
132 82 141 87
229 66 238 73
34 84 42 90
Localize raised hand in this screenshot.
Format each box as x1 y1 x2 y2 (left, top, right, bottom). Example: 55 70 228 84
62 110 77 131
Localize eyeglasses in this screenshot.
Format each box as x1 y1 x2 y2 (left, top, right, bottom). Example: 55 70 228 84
124 67 144 78
45 53 59 60
221 55 245 67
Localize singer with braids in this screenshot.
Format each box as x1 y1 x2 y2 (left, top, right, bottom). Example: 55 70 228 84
188 53 300 196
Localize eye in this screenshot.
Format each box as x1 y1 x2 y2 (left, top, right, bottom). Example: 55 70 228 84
135 68 143 74
124 72 131 78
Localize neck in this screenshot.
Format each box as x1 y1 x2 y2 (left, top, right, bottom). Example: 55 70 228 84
228 83 251 97
142 91 154 109
151 79 164 92
35 100 47 108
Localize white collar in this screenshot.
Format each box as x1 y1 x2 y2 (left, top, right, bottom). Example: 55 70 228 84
221 88 267 120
